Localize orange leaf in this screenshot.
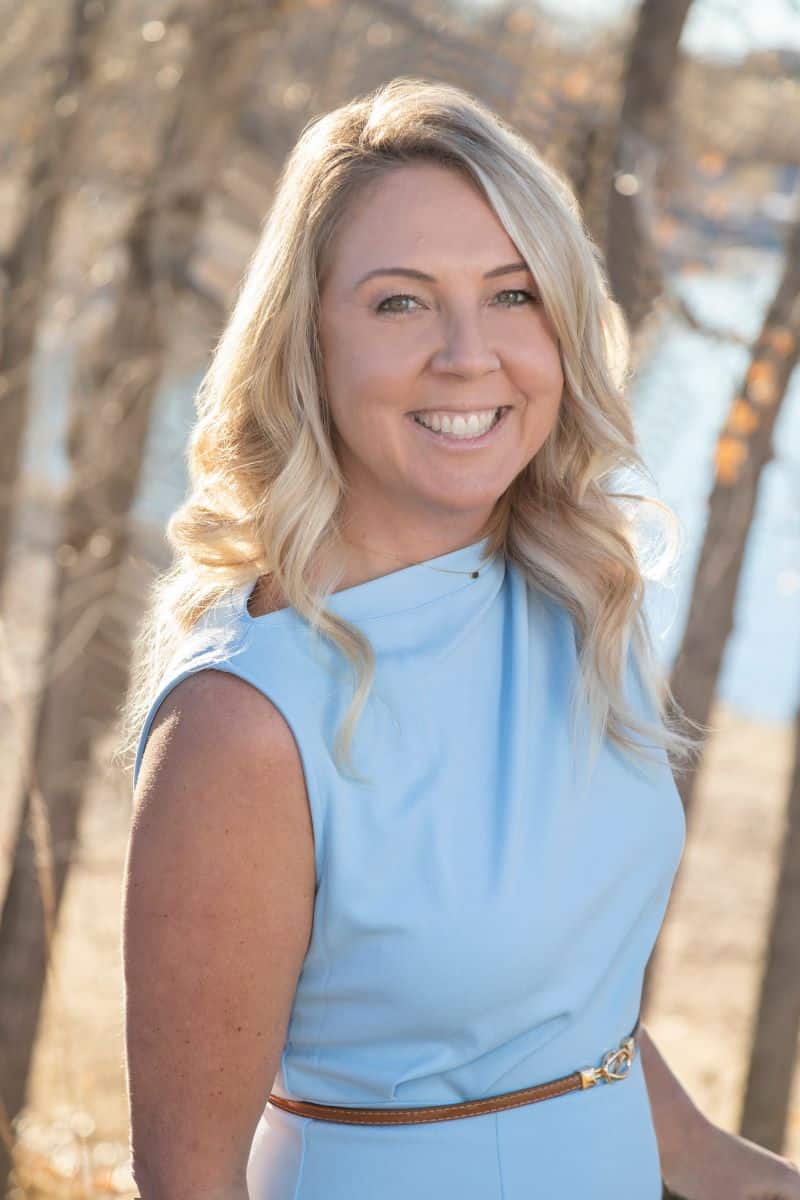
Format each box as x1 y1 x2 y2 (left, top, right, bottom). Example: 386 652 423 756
714 436 747 485
763 326 796 356
505 10 536 33
698 150 726 176
563 70 589 99
657 215 679 242
726 399 759 436
746 359 777 406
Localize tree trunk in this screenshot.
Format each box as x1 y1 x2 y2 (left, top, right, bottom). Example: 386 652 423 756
0 0 108 581
641 203 800 1046
605 0 694 332
0 2 283 1186
738 702 800 1153
667 206 800 813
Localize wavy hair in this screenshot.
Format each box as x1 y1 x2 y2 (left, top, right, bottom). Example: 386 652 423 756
115 76 708 787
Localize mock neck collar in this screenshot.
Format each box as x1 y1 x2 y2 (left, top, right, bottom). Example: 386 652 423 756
237 534 502 627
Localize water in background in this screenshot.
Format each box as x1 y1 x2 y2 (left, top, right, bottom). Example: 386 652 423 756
630 255 800 721
22 254 800 721
460 0 800 63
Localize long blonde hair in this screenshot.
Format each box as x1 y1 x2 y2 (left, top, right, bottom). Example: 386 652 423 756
115 76 707 785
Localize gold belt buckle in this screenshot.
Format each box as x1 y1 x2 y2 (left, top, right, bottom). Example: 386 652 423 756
579 1034 636 1089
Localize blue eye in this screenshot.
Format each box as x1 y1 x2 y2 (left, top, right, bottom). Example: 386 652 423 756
375 289 538 315
494 288 538 306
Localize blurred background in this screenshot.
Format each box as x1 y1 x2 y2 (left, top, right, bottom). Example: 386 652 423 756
0 0 799 1196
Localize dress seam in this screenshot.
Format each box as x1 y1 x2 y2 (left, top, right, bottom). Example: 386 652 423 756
494 1111 506 1200
290 1117 309 1200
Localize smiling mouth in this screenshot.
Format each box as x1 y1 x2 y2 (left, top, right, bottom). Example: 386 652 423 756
408 405 511 443
408 406 509 416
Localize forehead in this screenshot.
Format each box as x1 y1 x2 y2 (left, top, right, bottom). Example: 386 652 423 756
326 163 521 279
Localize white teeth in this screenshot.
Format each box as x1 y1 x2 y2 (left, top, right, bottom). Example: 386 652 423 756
413 408 501 439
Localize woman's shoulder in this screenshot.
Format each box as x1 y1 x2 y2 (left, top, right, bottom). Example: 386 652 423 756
133 667 310 814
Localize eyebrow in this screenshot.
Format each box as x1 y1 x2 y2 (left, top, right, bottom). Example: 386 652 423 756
354 260 531 288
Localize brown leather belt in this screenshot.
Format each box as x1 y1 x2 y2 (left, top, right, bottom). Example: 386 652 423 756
267 1017 641 1126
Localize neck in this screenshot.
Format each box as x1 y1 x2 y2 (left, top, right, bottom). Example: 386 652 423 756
332 526 489 591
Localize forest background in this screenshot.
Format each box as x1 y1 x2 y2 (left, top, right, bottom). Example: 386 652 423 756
1 0 800 1197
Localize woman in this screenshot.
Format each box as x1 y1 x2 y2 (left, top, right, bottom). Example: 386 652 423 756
119 78 800 1199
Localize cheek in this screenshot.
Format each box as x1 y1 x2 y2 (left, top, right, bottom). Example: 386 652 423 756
326 347 411 425
323 356 409 460
537 331 564 380
547 351 565 400
515 338 564 401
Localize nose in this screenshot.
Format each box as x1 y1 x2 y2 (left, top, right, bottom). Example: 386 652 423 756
430 307 501 378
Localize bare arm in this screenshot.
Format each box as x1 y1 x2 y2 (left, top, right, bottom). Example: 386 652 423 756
638 1023 707 1185
124 669 316 1200
639 1024 800 1195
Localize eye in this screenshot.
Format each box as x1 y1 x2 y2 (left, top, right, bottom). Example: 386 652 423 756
374 288 539 316
375 293 423 315
493 288 538 307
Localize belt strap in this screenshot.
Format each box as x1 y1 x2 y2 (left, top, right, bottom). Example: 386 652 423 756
267 1017 641 1126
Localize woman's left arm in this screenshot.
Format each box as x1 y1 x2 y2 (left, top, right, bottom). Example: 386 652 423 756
638 1024 800 1199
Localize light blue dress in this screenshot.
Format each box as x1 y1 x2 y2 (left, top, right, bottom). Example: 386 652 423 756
132 535 685 1199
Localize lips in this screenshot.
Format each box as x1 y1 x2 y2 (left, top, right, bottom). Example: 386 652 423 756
408 406 508 416
408 403 511 447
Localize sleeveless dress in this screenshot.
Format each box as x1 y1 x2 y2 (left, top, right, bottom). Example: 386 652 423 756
132 534 686 1199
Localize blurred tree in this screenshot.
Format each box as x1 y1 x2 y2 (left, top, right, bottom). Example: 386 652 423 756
641 202 800 1143
738 697 800 1152
0 1 286 1187
666 198 800 809
1 0 799 1185
605 0 694 332
0 0 109 586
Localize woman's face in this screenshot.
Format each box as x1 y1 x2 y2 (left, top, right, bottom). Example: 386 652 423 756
317 162 564 542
